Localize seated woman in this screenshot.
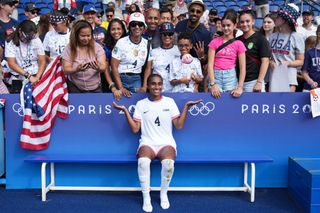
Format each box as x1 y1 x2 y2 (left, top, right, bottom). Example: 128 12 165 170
61 20 107 93
113 74 201 212
5 20 46 93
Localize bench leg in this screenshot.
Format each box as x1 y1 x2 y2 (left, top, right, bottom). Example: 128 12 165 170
50 163 55 188
244 162 248 190
41 162 47 201
250 163 256 202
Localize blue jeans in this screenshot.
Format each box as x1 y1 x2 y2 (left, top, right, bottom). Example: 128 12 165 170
214 68 238 92
120 73 141 93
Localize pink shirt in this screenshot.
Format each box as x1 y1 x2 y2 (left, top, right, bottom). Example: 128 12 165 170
62 42 105 91
208 36 246 70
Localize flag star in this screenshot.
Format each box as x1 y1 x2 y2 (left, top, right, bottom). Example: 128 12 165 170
28 88 31 92
29 101 32 104
27 96 30 99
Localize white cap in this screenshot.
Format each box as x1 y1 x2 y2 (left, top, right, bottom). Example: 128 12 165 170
129 12 147 28
188 0 207 12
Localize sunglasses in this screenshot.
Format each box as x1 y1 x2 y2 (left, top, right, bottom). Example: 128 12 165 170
130 21 144 28
190 9 202 14
162 32 174 37
30 10 38 15
51 22 62 27
106 15 113 18
97 15 102 18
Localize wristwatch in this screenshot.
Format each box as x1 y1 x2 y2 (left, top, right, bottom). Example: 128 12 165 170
209 82 216 87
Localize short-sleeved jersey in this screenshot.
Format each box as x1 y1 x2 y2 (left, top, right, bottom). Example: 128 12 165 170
93 25 107 46
0 18 17 48
302 48 320 90
5 38 45 75
237 32 271 82
133 96 180 147
43 30 70 59
170 56 203 93
112 35 151 74
150 45 180 92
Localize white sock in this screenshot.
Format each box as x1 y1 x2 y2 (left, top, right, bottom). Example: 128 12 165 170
160 159 175 209
138 157 152 212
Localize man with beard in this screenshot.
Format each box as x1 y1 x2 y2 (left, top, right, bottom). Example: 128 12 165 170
297 10 317 41
175 0 211 63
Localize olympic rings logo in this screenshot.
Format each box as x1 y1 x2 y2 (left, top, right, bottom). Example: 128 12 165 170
12 103 24 117
188 102 215 116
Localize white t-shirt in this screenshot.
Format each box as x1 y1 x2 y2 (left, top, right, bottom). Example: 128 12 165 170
43 30 70 59
297 25 317 41
112 36 151 74
150 45 180 92
5 37 45 76
133 96 180 147
170 56 203 93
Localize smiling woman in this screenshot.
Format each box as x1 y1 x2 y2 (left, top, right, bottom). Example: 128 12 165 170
111 12 152 97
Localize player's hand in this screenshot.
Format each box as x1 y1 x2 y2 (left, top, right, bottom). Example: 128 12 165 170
186 100 203 107
112 102 127 111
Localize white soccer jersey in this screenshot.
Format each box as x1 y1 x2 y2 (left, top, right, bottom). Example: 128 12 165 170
133 96 180 147
150 45 180 92
112 36 151 74
5 38 45 76
43 30 70 59
169 57 203 93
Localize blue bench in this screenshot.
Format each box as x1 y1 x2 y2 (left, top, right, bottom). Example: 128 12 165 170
25 154 273 202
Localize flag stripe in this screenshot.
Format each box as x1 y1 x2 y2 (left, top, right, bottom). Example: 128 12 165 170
20 56 69 150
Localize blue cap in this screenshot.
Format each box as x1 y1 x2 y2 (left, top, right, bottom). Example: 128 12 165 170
82 4 97 14
159 22 175 34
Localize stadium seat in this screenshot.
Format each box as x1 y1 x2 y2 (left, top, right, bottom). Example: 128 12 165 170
36 3 47 9
213 1 225 7
40 8 51 15
255 18 263 28
269 4 279 12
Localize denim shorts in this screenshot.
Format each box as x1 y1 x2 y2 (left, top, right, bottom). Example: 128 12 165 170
213 68 238 92
120 73 141 93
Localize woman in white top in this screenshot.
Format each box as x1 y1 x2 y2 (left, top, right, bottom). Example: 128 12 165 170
43 11 70 63
5 20 46 93
113 74 201 212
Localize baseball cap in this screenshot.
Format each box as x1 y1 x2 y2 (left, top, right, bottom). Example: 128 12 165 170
159 22 175 34
24 3 40 12
129 12 147 28
302 10 314 16
209 9 217 15
0 0 18 4
82 4 97 14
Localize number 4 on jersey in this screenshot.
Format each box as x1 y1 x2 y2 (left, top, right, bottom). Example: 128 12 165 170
154 116 160 126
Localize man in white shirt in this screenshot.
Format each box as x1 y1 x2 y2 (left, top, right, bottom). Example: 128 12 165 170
297 10 317 40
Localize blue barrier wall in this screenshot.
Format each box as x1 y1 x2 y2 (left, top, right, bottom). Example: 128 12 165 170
2 93 319 189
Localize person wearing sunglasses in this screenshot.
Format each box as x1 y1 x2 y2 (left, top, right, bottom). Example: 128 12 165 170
111 12 151 97
101 7 115 31
147 22 180 92
175 0 211 59
237 8 270 92
24 3 40 21
5 20 46 93
43 11 70 63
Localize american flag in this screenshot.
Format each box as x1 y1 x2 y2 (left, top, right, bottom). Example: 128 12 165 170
20 56 69 150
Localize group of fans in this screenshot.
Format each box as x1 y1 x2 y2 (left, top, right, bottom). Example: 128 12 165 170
0 0 319 98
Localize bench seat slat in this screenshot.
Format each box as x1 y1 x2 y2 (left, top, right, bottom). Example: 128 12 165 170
25 154 273 163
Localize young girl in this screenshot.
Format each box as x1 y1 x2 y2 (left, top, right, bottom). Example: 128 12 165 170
269 4 305 92
113 74 201 212
207 9 246 98
302 26 320 91
238 8 270 92
260 13 277 41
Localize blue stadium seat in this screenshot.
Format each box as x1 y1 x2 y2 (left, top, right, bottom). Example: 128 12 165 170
255 18 263 28
40 8 51 15
225 2 236 7
17 8 25 15
213 1 225 7
269 4 279 12
36 3 47 9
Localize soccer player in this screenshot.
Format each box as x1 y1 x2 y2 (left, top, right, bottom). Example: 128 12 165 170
113 74 201 212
